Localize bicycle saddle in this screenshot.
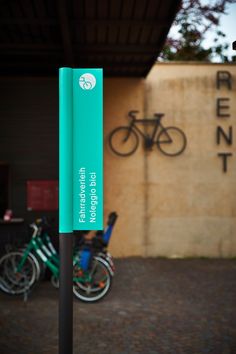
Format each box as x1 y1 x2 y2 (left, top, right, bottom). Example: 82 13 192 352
154 113 165 118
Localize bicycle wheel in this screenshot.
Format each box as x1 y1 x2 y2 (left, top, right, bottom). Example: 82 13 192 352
97 251 115 276
73 256 112 302
0 251 37 295
109 126 139 157
20 248 41 281
157 127 187 156
51 275 59 288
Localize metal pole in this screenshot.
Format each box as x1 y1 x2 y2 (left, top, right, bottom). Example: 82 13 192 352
59 233 73 354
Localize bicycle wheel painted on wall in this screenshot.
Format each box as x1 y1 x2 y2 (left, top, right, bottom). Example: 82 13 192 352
157 127 187 156
109 127 139 156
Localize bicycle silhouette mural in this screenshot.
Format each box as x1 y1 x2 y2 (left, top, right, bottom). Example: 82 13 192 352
108 110 187 157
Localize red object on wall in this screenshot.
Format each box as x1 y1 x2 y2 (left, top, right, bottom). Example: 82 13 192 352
27 180 58 211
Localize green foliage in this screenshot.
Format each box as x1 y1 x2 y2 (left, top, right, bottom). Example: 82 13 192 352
161 0 235 62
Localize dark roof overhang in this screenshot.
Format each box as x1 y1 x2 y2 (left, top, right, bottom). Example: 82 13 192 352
0 0 181 77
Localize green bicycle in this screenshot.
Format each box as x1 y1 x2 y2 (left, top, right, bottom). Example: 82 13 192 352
0 218 115 302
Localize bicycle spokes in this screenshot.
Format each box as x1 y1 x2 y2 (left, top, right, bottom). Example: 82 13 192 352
157 127 187 157
73 257 112 301
157 129 172 144
0 252 37 295
109 127 139 156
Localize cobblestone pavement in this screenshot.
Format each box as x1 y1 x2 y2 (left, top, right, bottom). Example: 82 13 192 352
0 258 236 354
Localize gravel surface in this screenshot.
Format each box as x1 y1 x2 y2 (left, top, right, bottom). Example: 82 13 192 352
0 258 236 354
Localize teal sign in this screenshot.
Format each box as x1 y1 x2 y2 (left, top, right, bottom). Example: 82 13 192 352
59 68 103 232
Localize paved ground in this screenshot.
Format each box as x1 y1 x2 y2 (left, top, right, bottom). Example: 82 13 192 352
0 258 236 354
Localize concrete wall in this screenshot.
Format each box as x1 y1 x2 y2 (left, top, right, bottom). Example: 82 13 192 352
106 63 236 257
104 78 146 256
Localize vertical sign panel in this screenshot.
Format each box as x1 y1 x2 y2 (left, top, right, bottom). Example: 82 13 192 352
59 68 103 232
59 68 73 233
73 69 103 230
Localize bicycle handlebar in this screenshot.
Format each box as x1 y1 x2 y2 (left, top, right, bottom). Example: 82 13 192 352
129 111 165 120
29 223 39 238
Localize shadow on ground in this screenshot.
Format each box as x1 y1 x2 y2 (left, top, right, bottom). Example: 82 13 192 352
0 258 236 354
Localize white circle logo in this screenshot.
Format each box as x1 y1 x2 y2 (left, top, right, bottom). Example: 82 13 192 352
79 73 96 90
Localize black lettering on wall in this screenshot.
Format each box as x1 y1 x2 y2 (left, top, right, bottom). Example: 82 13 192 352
218 152 232 173
216 71 232 90
216 126 233 145
216 98 230 117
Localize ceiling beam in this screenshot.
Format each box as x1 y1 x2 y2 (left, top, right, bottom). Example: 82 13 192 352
0 62 146 77
76 44 157 54
0 43 62 50
0 18 58 25
0 18 170 27
0 62 145 69
0 43 159 55
0 52 149 62
58 0 74 66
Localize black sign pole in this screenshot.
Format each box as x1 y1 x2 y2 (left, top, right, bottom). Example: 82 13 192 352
59 233 73 354
59 68 74 354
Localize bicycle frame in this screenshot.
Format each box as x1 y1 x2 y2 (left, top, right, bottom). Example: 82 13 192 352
37 233 59 266
130 117 167 143
37 232 94 282
16 225 100 284
17 234 59 277
43 233 58 256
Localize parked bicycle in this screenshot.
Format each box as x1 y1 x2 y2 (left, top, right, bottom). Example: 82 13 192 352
0 213 118 302
109 110 187 157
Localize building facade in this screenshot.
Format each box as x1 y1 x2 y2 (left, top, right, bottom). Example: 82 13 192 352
0 62 236 257
106 62 236 257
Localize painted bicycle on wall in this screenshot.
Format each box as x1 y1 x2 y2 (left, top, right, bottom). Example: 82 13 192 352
108 110 187 157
